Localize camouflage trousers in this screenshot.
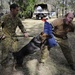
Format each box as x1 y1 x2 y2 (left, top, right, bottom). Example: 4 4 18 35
0 37 19 67
41 36 74 67
55 37 74 67
41 46 49 63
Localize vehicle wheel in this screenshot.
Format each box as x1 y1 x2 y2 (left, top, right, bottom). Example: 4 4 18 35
36 15 39 19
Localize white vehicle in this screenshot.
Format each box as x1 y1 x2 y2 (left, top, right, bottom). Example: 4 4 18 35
33 4 49 19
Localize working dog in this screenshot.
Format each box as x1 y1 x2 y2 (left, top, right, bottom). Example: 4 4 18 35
12 32 51 67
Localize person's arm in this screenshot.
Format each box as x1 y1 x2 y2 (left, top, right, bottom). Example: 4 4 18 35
18 19 28 37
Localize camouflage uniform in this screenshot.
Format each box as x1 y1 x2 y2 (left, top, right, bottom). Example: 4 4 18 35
41 18 75 68
0 14 26 66
52 18 74 68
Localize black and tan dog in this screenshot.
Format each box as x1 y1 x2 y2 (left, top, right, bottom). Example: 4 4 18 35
12 32 51 67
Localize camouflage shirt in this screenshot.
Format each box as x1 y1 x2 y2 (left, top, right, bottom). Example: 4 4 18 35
1 14 26 37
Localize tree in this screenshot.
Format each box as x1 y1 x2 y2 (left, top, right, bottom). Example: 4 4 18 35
51 0 68 17
24 0 37 18
50 0 62 17
68 0 75 13
15 0 37 18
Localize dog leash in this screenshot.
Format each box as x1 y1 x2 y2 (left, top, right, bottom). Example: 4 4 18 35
13 35 33 37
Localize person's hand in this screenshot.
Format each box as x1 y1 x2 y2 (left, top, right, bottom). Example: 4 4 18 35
0 35 6 40
24 32 29 37
2 35 6 39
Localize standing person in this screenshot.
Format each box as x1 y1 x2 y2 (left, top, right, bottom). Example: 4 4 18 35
41 13 75 70
0 3 28 67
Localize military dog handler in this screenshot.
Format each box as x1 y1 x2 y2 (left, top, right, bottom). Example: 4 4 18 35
0 3 28 67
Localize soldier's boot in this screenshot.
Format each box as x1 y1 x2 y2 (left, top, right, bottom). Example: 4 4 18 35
40 46 49 63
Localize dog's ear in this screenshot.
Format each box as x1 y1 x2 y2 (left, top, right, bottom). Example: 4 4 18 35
40 32 52 39
40 32 48 38
40 32 48 36
40 32 44 35
40 33 49 43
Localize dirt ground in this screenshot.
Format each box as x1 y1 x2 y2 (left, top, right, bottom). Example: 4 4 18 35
0 18 75 75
